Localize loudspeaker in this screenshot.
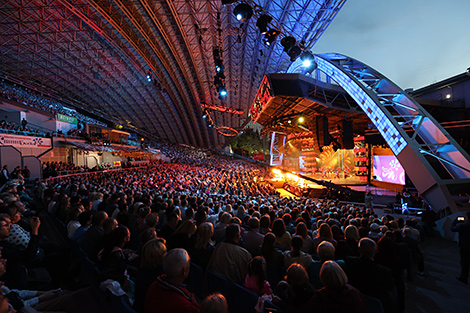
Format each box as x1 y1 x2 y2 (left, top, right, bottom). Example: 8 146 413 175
342 120 354 149
316 117 330 147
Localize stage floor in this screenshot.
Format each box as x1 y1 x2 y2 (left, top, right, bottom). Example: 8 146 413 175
298 172 367 186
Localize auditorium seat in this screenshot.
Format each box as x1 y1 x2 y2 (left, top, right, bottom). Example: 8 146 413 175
185 262 205 299
362 293 385 313
206 270 231 303
230 283 259 313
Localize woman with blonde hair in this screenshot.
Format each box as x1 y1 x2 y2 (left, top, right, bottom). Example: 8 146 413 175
191 222 215 269
302 261 365 313
335 225 360 260
166 219 197 251
134 238 167 312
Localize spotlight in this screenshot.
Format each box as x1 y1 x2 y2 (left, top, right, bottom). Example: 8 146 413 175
146 70 152 82
280 36 296 52
233 3 253 22
256 15 272 34
287 45 302 62
300 51 317 72
263 29 280 46
215 60 225 74
217 85 227 99
298 117 305 123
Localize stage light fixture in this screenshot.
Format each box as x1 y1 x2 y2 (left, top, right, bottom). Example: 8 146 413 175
256 15 272 34
298 117 305 123
281 36 296 52
234 3 253 22
263 29 280 46
300 51 317 72
217 85 227 99
287 45 302 62
146 70 152 82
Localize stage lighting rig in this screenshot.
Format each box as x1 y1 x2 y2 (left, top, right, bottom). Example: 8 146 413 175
234 3 253 21
281 36 296 52
256 15 272 34
263 29 280 46
146 70 152 82
287 45 302 62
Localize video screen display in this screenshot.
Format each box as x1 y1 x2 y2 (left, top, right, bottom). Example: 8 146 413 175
373 155 405 185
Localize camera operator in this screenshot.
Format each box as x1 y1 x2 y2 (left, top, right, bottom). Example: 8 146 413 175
451 212 470 284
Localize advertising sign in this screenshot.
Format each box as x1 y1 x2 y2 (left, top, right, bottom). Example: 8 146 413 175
0 133 52 148
57 113 78 124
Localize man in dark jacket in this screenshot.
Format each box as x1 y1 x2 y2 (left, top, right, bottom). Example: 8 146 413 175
451 212 470 284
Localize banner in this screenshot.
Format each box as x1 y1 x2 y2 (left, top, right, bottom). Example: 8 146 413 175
253 153 264 160
0 133 52 148
57 113 78 124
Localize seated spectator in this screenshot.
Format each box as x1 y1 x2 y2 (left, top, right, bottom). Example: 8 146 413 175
0 214 41 289
80 211 108 262
274 263 313 313
207 224 251 284
213 212 231 244
241 217 264 256
166 219 197 252
71 211 92 243
97 226 134 289
191 222 215 269
283 236 312 270
260 232 284 287
243 256 272 296
301 261 365 313
309 241 345 289
201 293 228 313
368 223 383 242
1 203 30 250
335 225 360 260
134 238 166 313
295 222 314 254
259 214 271 235
312 223 337 254
272 219 291 251
346 238 397 313
145 248 199 313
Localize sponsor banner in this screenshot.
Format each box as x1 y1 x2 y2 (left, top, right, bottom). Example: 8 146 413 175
253 153 264 160
0 133 52 148
57 113 78 124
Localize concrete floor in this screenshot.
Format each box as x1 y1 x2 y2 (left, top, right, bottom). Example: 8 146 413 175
405 235 469 313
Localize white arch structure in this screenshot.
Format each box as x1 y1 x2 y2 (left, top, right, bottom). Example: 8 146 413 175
313 53 470 213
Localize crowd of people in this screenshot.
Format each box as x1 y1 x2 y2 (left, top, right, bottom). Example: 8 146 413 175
0 81 106 127
0 119 46 137
0 142 444 313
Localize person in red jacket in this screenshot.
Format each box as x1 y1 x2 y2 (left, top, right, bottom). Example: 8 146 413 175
145 248 199 313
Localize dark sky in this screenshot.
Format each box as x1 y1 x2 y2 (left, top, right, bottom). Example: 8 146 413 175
312 0 470 90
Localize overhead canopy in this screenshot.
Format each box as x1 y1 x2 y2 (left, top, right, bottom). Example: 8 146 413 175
0 0 346 147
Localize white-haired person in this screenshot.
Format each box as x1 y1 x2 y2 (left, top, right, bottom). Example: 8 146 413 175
144 248 199 313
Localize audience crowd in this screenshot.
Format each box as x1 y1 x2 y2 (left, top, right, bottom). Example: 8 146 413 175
0 81 106 127
0 145 430 313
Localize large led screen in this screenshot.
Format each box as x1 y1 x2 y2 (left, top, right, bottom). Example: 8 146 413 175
372 155 405 185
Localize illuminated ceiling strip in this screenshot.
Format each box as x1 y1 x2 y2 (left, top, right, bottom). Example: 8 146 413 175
201 103 244 115
216 126 239 137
